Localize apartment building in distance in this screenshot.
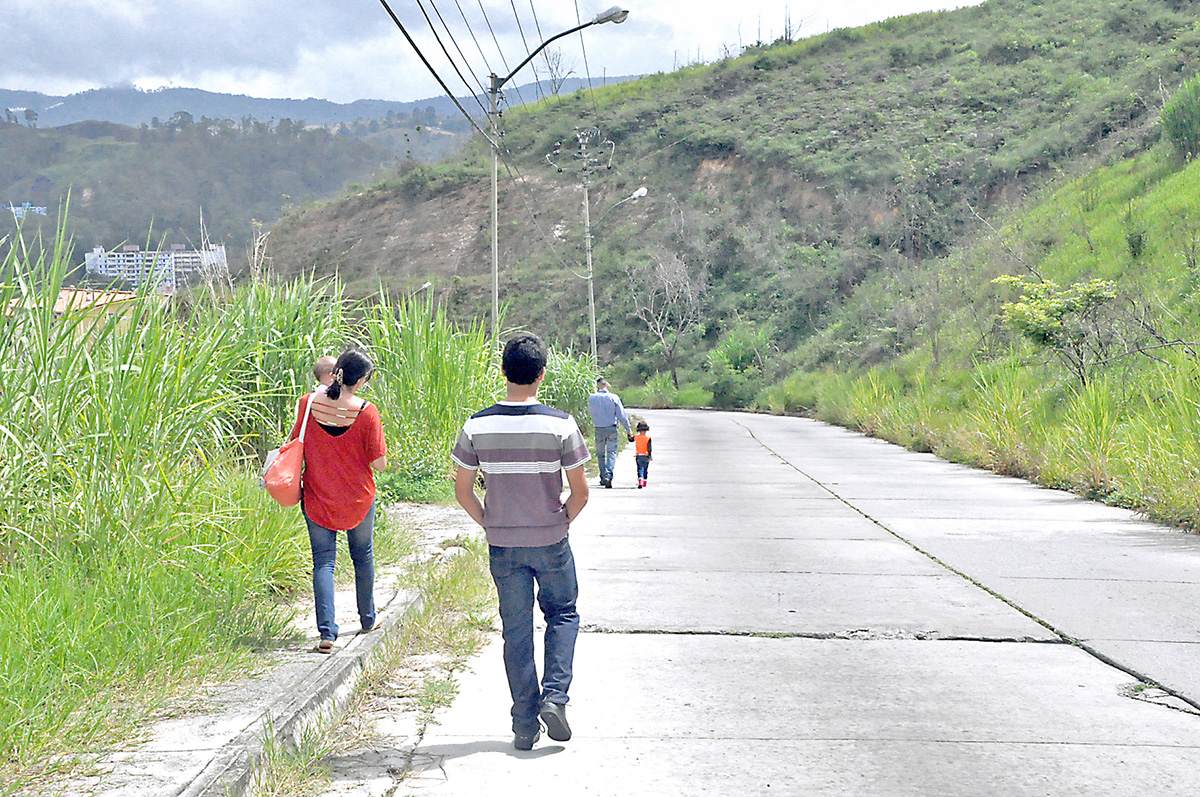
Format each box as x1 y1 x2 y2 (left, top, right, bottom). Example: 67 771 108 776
83 243 227 292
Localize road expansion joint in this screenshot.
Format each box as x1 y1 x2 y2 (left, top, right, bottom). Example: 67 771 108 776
579 625 1064 643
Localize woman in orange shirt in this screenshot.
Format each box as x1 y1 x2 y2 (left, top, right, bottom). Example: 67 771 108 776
289 347 388 653
634 420 652 489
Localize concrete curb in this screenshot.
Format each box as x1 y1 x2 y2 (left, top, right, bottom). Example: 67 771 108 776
178 590 424 797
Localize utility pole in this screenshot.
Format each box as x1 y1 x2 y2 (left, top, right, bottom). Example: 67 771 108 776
480 8 630 356
583 176 597 366
488 74 501 354
548 127 614 365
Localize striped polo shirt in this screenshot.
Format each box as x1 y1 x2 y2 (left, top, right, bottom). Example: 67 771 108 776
451 400 590 547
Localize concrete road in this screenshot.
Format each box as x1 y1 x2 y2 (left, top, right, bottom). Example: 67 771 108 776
399 410 1200 795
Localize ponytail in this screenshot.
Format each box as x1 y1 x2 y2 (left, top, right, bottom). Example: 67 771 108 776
325 369 344 400
325 348 373 400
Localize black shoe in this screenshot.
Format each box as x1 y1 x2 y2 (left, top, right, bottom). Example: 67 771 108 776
539 702 572 742
604 481 613 488
513 729 540 750
600 478 611 488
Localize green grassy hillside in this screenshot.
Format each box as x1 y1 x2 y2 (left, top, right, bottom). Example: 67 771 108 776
768 142 1200 527
267 0 1200 393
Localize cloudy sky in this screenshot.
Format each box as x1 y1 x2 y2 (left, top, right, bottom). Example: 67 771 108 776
5 1 984 105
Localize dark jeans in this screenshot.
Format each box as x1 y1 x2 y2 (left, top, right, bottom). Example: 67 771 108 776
636 454 650 481
489 537 580 736
304 500 376 641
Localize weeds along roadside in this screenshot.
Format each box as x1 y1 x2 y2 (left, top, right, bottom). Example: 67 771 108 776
250 531 494 797
750 150 1200 532
0 227 310 792
0 222 592 793
755 353 1200 530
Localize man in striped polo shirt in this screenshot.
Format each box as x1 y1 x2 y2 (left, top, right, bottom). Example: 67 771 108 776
452 333 590 751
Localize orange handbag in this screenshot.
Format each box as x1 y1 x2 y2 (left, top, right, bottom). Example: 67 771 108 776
263 395 314 507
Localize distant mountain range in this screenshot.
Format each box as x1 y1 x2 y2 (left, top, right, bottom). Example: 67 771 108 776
0 78 641 128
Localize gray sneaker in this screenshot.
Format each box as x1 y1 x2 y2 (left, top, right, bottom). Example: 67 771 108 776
513 729 540 750
539 702 572 742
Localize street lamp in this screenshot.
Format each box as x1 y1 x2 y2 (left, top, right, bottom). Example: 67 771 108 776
486 7 630 352
583 186 647 364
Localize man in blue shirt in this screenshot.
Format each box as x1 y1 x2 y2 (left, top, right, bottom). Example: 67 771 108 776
587 377 632 488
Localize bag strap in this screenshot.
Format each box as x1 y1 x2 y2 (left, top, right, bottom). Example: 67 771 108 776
298 394 315 443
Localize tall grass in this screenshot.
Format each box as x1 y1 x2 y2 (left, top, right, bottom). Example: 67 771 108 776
189 276 351 455
966 360 1047 480
0 228 594 792
538 346 596 432
365 293 499 500
0 227 313 790
1119 358 1200 524
363 293 596 499
786 350 1200 529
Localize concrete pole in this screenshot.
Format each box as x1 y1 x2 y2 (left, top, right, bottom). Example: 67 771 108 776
489 74 500 355
583 179 597 365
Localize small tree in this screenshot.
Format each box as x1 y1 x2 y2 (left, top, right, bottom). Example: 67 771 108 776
542 48 575 96
1161 73 1200 160
626 248 707 388
995 275 1122 385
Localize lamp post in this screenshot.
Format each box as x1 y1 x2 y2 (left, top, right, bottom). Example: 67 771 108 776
583 185 647 364
486 6 629 352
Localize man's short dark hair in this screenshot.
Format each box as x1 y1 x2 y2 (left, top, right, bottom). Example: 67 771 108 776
502 333 548 385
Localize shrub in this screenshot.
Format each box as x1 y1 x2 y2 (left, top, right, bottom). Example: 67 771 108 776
641 372 679 409
706 328 768 408
1161 73 1200 160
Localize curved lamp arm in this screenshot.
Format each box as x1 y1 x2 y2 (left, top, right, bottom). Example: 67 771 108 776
594 186 648 227
493 7 629 92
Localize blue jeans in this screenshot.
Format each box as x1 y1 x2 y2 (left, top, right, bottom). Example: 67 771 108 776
636 454 650 481
489 537 580 736
304 500 376 641
594 425 619 483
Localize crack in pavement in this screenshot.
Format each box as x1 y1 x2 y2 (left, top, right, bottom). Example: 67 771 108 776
1119 685 1200 716
585 567 951 576
581 625 1062 642
730 418 1200 716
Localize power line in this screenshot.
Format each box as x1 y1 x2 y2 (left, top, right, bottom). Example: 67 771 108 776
572 0 602 116
414 0 490 115
452 0 495 77
374 0 605 296
475 0 529 107
528 0 548 100
425 0 492 99
528 0 546 43
508 0 543 101
376 0 497 147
